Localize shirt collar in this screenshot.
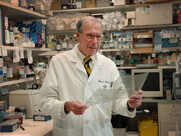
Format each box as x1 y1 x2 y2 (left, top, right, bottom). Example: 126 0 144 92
77 45 96 64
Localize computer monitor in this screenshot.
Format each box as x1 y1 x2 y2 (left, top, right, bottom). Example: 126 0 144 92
131 69 163 98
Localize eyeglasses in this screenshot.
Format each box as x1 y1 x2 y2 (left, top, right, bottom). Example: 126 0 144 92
81 33 104 42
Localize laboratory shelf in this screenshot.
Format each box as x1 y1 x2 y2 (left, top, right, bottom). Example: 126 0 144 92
38 50 66 56
48 24 181 35
158 66 176 69
0 77 35 87
0 1 46 20
48 30 77 35
2 46 51 52
117 66 137 69
52 1 181 14
100 49 131 52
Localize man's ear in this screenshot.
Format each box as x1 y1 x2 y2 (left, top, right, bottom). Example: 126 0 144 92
76 32 80 39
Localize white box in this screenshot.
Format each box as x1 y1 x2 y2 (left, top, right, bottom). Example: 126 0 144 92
136 3 172 25
114 0 126 5
125 11 136 19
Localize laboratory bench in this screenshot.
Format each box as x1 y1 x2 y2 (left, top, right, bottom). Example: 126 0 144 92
0 119 53 136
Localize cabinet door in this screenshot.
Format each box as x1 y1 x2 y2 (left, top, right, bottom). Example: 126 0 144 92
160 123 181 136
158 103 181 124
158 103 181 136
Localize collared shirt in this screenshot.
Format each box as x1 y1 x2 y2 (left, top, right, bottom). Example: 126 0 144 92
76 45 96 70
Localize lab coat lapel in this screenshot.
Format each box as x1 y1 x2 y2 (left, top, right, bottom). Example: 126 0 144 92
70 45 86 74
88 53 103 82
84 53 103 102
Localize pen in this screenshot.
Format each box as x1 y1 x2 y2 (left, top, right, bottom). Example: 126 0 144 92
20 125 25 131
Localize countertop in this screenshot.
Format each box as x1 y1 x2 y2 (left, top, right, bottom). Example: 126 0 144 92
0 119 53 136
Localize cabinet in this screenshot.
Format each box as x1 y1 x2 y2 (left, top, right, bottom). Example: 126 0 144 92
158 102 181 136
0 1 50 87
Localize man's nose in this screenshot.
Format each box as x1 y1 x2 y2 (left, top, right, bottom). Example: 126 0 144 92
92 36 98 43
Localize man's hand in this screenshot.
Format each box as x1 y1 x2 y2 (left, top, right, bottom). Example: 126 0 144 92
127 90 143 109
65 101 88 115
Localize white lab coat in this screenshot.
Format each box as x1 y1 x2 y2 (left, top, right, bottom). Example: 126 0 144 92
39 45 136 136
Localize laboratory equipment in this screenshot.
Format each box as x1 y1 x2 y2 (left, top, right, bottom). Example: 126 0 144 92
172 73 181 100
9 89 40 118
132 69 163 98
33 62 47 88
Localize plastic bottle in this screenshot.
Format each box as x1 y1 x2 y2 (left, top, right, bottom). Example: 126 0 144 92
109 33 115 49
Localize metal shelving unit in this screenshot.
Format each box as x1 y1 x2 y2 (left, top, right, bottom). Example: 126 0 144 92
0 1 46 20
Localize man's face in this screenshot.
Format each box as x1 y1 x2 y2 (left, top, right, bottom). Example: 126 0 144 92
76 21 103 57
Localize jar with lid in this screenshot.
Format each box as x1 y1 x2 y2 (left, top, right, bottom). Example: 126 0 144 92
28 4 35 11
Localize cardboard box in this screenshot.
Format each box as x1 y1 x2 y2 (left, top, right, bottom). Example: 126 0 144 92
114 0 126 5
85 0 96 8
124 18 136 27
136 3 172 26
146 0 169 3
50 0 61 10
125 11 136 19
133 31 154 53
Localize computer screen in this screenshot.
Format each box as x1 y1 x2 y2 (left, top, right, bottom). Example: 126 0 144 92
131 69 163 98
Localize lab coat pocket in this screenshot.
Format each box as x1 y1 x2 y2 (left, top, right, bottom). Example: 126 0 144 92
98 80 113 89
56 117 74 129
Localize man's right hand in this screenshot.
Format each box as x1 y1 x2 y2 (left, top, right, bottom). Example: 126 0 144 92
65 101 89 115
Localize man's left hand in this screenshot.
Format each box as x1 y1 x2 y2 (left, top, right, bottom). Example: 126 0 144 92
127 90 143 109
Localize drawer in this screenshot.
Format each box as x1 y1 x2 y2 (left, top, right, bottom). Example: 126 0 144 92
158 103 181 124
159 123 181 136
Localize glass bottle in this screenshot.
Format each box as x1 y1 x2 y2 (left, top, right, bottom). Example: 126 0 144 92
24 58 30 78
19 59 26 79
7 60 13 81
62 38 68 50
13 62 20 80
56 41 61 51
3 58 7 82
120 54 125 66
52 39 56 51
116 55 121 67
67 38 74 50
